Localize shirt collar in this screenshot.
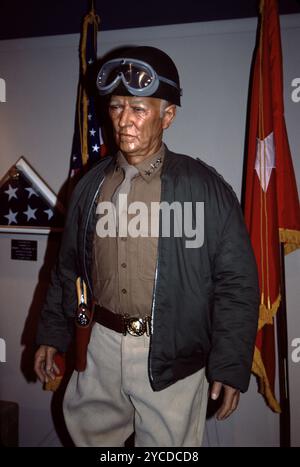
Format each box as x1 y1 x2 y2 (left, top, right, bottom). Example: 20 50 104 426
116 144 165 183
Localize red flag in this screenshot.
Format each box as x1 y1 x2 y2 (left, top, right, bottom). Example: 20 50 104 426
244 0 300 412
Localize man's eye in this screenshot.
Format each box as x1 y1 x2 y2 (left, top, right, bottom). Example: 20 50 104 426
133 107 145 113
109 105 121 111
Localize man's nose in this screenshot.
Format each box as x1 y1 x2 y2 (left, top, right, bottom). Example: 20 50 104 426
119 107 132 127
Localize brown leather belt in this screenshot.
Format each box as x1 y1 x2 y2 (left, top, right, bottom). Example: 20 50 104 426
93 304 151 337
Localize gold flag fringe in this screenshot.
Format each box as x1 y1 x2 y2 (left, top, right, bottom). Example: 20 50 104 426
258 294 281 331
252 293 281 412
252 346 281 413
279 228 300 255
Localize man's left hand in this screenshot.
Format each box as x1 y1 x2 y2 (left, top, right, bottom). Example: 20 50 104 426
210 381 240 420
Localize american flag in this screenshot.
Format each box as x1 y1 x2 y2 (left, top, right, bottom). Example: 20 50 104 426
0 157 64 230
69 5 106 181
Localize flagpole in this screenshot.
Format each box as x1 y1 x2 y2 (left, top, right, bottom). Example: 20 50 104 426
276 242 291 447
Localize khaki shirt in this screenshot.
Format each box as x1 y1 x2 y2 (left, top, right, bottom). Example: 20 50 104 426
92 145 165 317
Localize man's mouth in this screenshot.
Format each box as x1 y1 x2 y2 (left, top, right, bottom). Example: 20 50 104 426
119 133 136 141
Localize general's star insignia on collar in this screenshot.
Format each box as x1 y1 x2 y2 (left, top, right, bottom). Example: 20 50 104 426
144 157 162 176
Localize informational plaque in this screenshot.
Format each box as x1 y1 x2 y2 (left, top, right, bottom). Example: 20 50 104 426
11 239 37 261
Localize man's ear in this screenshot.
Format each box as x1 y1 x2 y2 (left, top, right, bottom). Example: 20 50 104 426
162 104 177 129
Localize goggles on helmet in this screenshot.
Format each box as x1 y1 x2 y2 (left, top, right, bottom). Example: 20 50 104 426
96 58 181 97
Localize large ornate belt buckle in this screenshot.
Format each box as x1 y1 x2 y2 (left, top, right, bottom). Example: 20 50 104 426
126 318 146 336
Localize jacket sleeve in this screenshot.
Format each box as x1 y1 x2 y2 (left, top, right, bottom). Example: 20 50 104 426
207 197 259 392
36 187 82 353
36 262 76 352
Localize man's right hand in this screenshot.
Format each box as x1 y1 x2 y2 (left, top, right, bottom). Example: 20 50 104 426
34 345 59 384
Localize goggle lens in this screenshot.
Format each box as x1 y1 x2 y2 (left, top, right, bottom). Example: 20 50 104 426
122 65 153 89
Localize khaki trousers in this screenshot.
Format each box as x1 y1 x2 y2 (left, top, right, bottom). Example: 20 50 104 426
63 323 208 447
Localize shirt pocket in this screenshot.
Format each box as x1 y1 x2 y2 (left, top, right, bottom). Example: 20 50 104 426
93 236 117 280
137 237 158 281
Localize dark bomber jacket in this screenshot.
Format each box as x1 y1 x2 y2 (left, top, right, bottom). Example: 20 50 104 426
37 147 259 392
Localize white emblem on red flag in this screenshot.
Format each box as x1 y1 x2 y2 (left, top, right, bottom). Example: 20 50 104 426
255 132 275 192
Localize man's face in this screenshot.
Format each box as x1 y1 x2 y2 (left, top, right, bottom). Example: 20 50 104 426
108 95 175 163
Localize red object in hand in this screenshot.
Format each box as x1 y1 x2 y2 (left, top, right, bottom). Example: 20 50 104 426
44 352 65 392
53 352 65 376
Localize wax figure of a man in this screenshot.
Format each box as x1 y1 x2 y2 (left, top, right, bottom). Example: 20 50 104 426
34 46 259 447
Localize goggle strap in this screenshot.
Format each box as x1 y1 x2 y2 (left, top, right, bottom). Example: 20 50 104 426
157 74 182 94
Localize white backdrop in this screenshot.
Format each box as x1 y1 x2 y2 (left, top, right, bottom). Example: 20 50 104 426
0 14 299 446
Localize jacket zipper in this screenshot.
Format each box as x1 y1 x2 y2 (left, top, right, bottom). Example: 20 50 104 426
148 168 165 386
83 178 105 296
149 257 159 384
